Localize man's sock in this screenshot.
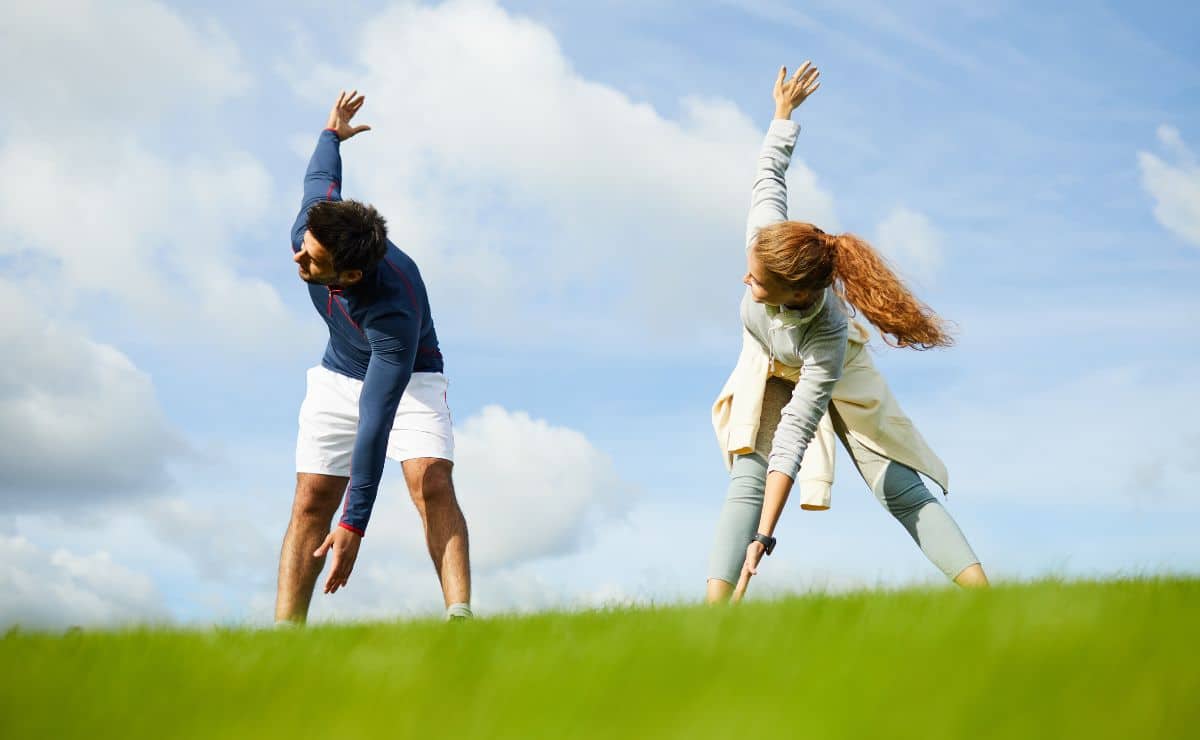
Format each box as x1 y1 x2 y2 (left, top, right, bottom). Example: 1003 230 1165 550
445 602 473 621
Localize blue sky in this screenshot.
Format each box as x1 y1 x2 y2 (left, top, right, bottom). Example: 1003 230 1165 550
1 0 1197 628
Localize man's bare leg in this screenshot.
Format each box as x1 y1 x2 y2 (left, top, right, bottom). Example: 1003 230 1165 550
402 458 470 608
275 472 349 624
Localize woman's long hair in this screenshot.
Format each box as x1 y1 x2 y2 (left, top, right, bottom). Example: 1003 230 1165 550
752 221 954 349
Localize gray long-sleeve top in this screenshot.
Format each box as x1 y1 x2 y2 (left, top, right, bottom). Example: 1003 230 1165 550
741 118 849 480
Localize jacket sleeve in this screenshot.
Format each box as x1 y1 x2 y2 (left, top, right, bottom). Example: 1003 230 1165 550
337 308 419 535
290 129 344 253
766 301 848 480
745 118 801 252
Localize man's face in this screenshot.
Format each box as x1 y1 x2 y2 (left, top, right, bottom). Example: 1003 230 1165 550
295 230 357 286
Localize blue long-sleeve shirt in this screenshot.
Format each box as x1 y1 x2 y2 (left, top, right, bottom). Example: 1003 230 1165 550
291 129 444 535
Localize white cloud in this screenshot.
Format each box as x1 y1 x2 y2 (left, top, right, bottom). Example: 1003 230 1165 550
0 0 302 352
0 281 183 509
146 498 278 582
875 206 943 285
914 365 1200 509
289 0 838 346
0 135 298 350
0 0 248 130
0 535 169 630
1138 125 1200 247
366 405 635 570
453 405 635 566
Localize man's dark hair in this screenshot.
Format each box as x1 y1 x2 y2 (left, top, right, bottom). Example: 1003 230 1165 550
306 200 388 272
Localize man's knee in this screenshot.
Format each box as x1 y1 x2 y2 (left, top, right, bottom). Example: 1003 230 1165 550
291 473 347 523
404 459 456 507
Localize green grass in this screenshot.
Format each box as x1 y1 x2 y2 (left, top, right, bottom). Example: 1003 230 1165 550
2 579 1197 739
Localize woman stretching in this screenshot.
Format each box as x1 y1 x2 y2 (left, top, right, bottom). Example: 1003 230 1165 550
708 62 989 603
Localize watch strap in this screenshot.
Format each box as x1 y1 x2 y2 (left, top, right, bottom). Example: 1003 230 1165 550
752 533 776 556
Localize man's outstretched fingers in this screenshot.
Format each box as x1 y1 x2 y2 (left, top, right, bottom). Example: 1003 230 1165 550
323 547 342 593
321 556 336 592
330 573 347 594
330 557 348 593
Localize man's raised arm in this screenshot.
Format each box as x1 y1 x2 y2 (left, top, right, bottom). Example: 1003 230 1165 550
290 91 372 251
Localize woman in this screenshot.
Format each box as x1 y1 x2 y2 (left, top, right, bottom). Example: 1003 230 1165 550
708 62 989 603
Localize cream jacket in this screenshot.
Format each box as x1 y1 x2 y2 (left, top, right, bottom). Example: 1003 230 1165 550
712 321 949 511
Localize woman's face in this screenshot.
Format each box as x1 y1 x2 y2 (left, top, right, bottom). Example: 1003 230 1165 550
745 250 816 308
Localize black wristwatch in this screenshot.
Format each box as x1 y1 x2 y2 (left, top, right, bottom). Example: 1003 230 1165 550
752 533 777 556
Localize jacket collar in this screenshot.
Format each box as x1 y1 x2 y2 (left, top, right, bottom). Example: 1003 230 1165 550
766 288 827 327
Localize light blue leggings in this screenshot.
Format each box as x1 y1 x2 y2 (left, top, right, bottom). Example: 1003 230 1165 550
707 408 980 584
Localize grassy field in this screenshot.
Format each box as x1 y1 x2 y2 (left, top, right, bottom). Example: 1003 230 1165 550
2 579 1197 739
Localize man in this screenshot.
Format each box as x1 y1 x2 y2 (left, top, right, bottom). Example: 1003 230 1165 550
275 90 472 623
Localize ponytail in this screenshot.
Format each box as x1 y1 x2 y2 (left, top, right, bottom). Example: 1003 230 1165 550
829 233 953 350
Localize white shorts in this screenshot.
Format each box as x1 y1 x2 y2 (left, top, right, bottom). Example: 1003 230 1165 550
296 365 455 476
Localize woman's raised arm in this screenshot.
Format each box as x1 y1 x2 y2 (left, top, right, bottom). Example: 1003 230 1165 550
744 63 822 251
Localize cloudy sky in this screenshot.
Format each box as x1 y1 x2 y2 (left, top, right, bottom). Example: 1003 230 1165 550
2 0 1197 629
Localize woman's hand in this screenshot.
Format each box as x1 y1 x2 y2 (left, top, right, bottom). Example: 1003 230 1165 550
731 539 767 603
773 62 820 120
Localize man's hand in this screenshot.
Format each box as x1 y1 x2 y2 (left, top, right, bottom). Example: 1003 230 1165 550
313 525 363 594
773 62 820 120
325 90 371 141
731 540 767 603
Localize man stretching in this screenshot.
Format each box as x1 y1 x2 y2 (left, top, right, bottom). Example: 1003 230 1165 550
275 90 472 623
